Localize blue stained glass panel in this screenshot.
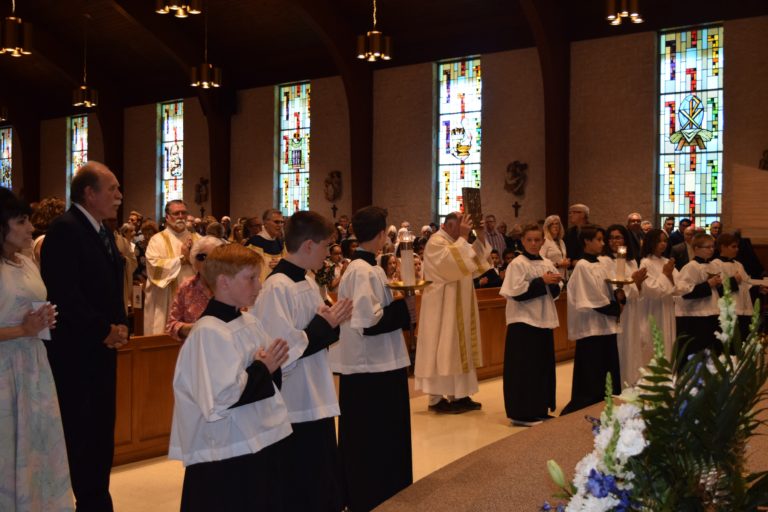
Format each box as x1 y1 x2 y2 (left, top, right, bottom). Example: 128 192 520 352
658 26 723 230
160 100 184 208
437 58 482 220
0 127 11 189
69 115 88 180
278 82 310 215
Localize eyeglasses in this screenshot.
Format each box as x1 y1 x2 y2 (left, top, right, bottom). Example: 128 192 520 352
195 253 207 262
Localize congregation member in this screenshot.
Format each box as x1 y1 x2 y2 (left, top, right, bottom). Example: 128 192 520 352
484 214 507 256
106 217 138 316
661 216 675 257
329 206 413 512
504 223 524 254
219 215 232 239
254 211 353 512
144 200 201 335
336 213 351 240
169 244 292 512
625 213 644 264
675 233 722 365
711 233 755 340
564 203 589 264
473 249 503 288
30 196 66 265
638 228 680 359
603 224 647 387
671 225 695 270
134 220 159 284
499 223 562 427
668 217 691 247
165 236 225 342
246 208 287 283
242 216 262 241
325 243 348 293
414 212 490 414
540 214 569 280
380 252 400 283
709 220 722 239
41 162 128 511
640 220 653 234
562 225 622 414
0 187 72 511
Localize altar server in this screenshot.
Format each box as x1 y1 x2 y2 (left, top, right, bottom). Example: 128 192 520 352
711 233 754 341
603 224 647 387
675 233 722 366
254 210 353 512
638 229 680 359
169 244 291 512
562 225 623 415
414 212 491 414
329 206 413 511
500 223 563 427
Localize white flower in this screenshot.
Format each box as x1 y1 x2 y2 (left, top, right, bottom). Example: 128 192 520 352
615 423 648 461
614 403 641 423
573 452 600 490
566 494 620 512
594 425 614 453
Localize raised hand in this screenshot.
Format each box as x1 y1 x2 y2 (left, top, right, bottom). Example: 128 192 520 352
458 214 473 241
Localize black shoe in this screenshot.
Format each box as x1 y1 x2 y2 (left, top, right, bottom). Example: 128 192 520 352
454 396 482 411
428 398 463 414
511 417 543 427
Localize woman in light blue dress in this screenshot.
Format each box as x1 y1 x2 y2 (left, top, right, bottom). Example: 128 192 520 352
0 187 72 511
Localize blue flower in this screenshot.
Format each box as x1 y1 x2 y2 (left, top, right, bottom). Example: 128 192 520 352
680 400 688 416
586 469 611 498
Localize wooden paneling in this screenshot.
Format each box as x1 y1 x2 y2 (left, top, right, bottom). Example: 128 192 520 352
113 335 181 466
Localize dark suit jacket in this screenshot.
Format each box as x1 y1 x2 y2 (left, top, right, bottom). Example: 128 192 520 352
41 206 127 361
671 242 690 271
669 230 684 247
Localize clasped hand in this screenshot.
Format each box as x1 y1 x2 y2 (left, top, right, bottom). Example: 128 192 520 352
21 303 57 337
104 324 129 349
317 298 353 328
255 338 290 374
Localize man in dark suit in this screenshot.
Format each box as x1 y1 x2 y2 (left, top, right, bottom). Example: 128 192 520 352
671 225 695 270
41 161 128 511
668 217 691 247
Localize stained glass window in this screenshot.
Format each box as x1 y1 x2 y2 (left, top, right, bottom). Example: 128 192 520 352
0 126 11 189
658 26 723 231
68 114 88 180
277 82 310 215
159 100 184 211
437 57 482 221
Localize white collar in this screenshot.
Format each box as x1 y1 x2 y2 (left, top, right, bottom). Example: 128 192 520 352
258 227 275 241
74 203 102 233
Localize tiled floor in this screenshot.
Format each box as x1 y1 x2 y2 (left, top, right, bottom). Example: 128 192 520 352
110 361 575 511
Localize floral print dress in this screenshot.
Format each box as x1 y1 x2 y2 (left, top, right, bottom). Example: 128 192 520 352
0 254 73 511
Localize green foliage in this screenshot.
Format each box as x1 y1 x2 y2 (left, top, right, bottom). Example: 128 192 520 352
628 295 768 511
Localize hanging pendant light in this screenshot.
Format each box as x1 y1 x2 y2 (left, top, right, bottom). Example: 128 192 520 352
73 15 97 108
0 106 8 122
155 0 201 18
0 0 32 57
356 0 391 62
190 3 221 89
606 0 643 26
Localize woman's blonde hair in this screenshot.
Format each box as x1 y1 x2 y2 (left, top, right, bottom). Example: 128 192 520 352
543 215 563 242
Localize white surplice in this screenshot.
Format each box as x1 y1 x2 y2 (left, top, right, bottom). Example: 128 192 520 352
414 229 491 398
567 258 619 340
328 259 410 374
499 254 561 329
253 272 340 424
709 258 754 316
600 256 645 387
169 314 292 466
639 255 680 359
143 228 199 335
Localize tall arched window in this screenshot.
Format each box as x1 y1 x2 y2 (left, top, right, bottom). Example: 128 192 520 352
159 100 184 214
436 57 482 221
658 26 723 230
0 126 11 189
277 82 310 215
68 114 88 179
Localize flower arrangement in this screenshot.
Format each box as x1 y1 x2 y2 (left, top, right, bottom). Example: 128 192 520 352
544 282 768 511
314 260 337 288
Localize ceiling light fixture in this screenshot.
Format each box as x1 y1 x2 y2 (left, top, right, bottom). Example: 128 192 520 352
73 14 97 108
190 3 220 89
0 106 8 122
155 0 201 18
0 0 32 57
606 0 643 26
356 0 391 62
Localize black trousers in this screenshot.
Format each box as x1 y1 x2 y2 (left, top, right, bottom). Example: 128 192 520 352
561 334 620 415
338 368 413 512
46 347 116 512
503 322 556 419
